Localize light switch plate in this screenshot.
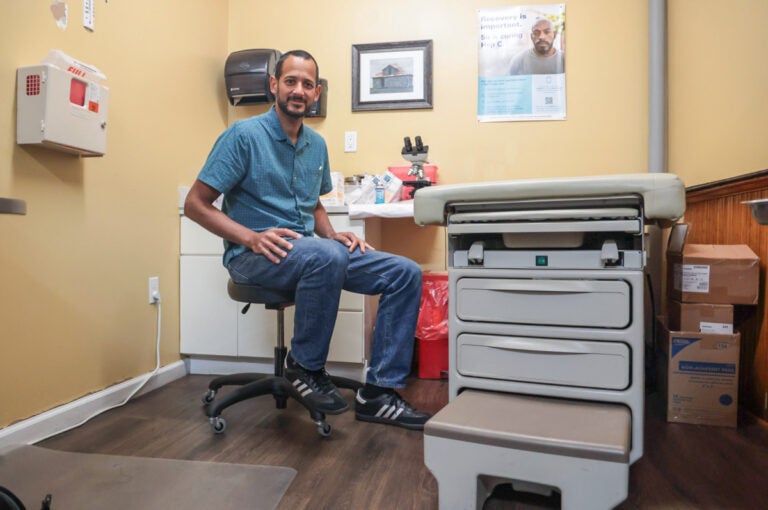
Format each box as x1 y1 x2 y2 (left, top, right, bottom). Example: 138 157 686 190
344 131 357 152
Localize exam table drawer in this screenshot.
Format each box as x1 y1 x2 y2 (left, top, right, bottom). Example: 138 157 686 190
457 333 630 390
456 277 631 328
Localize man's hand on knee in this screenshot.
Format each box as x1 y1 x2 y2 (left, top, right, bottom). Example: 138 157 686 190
331 231 375 253
249 228 302 264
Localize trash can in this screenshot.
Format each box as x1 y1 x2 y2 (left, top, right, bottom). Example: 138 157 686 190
414 272 448 379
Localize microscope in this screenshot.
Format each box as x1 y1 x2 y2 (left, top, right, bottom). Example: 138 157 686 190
401 136 434 198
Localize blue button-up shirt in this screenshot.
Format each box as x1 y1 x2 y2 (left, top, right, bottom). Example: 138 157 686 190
198 107 332 266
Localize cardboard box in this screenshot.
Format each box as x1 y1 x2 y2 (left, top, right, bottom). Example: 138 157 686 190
667 300 734 334
666 224 759 305
657 318 740 427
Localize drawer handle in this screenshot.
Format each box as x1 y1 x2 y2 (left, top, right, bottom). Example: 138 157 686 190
473 280 611 294
484 337 594 354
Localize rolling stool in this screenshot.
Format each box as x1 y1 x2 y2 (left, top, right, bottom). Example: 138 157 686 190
202 280 363 437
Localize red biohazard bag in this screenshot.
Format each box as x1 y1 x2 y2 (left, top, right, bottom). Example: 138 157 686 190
415 272 449 342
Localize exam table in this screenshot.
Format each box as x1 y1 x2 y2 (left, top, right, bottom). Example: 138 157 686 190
415 173 685 509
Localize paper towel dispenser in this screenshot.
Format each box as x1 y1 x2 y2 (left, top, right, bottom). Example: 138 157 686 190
306 78 327 118
225 49 281 106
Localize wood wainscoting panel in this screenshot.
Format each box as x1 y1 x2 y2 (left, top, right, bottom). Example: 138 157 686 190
685 170 768 421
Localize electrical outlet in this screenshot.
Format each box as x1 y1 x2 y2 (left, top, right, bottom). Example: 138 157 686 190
344 131 357 153
148 276 159 304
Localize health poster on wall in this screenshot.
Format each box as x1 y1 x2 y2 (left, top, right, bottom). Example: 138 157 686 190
477 4 566 122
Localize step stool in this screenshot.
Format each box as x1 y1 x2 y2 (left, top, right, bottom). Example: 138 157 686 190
424 390 631 510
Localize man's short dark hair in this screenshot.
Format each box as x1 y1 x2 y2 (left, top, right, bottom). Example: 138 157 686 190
275 50 319 83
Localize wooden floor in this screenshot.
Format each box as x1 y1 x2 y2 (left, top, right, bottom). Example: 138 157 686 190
38 375 768 509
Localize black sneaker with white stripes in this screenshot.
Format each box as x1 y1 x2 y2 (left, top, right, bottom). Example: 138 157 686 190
284 352 349 415
354 389 432 430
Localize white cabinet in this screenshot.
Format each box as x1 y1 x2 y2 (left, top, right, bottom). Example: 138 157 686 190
179 215 367 365
179 255 236 356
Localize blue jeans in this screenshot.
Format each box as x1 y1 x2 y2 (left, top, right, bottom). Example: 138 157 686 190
227 237 422 388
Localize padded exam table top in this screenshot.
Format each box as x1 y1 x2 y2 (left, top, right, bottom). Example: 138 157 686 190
413 173 685 226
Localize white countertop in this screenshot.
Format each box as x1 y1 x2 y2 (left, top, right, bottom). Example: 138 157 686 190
348 201 414 219
179 186 414 220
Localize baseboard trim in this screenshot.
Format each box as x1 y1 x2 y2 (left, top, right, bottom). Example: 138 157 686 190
185 356 366 382
0 360 187 449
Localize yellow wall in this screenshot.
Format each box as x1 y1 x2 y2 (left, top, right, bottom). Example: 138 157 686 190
1 0 766 429
227 0 651 269
0 2 228 427
229 0 651 181
669 0 768 185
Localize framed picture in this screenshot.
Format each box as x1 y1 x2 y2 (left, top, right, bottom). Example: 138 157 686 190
351 40 433 111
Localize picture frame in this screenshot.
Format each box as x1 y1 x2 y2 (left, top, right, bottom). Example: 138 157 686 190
351 40 433 111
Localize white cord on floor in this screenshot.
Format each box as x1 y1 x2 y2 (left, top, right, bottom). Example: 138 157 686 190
36 297 163 442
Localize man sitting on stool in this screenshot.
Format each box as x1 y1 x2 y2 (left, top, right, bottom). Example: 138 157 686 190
184 49 430 430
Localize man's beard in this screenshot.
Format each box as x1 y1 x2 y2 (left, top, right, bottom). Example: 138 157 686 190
277 95 307 119
534 40 553 56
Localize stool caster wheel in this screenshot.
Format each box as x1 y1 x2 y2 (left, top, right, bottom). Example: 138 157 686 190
202 389 216 405
210 416 227 434
316 420 332 437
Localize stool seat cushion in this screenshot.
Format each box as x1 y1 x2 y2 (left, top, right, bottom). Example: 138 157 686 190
227 280 295 305
425 390 630 463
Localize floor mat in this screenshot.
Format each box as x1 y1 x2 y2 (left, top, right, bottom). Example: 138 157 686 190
0 445 296 510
